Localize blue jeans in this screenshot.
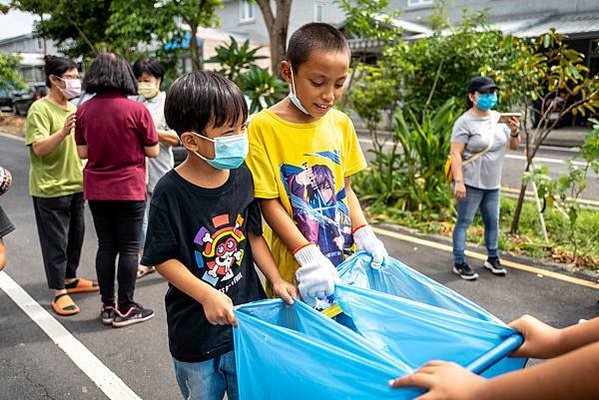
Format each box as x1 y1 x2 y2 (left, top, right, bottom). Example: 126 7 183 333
172 351 239 400
453 185 500 265
140 191 152 252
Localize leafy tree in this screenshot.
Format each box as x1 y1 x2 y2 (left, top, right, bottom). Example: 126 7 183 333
485 31 599 233
207 37 286 114
0 53 26 116
524 123 599 265
336 0 403 44
10 0 109 59
250 0 292 76
341 4 521 124
238 65 287 114
107 0 222 71
0 53 26 90
348 63 399 150
388 12 519 117
352 99 457 219
335 0 402 109
206 36 267 81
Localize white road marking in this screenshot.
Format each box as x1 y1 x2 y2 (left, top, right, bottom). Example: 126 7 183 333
0 271 142 400
504 154 586 166
371 227 599 290
0 132 26 142
357 138 587 166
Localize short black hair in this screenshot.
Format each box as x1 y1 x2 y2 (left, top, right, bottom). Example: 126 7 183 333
286 23 350 71
165 71 248 137
44 55 77 87
465 94 474 109
132 57 165 80
83 52 137 95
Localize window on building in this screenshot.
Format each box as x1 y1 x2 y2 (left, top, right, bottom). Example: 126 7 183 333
239 1 256 23
407 0 433 7
36 37 43 50
314 2 326 22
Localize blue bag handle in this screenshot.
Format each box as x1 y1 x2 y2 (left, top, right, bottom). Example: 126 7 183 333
465 333 524 374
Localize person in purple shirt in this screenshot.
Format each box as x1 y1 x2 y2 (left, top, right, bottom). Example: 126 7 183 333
75 53 159 328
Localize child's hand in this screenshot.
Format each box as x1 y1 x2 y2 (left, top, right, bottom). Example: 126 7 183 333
389 360 485 399
202 289 238 328
293 243 338 300
272 280 299 305
509 314 561 359
353 225 388 269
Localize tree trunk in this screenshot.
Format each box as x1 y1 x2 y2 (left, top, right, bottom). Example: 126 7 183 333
255 0 292 77
268 28 286 76
40 14 47 56
189 23 202 71
510 161 531 234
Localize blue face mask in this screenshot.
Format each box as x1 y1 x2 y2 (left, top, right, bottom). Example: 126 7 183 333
191 132 248 170
475 92 498 111
288 67 311 115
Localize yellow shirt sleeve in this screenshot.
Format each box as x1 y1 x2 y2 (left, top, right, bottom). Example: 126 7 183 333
247 122 279 199
341 115 367 177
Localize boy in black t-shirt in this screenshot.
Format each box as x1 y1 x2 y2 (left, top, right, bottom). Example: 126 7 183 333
0 166 15 271
141 71 297 400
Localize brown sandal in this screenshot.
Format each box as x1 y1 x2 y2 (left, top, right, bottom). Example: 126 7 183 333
65 278 99 294
51 293 80 316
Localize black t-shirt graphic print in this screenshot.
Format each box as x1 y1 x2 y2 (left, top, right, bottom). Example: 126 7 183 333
142 166 266 362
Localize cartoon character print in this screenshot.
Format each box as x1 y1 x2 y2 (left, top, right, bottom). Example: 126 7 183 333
280 150 353 267
193 214 245 287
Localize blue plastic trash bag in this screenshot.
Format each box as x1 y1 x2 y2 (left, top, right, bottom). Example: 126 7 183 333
338 251 502 323
233 253 527 399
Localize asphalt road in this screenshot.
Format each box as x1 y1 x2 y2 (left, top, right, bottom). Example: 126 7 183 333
357 135 599 202
0 134 597 400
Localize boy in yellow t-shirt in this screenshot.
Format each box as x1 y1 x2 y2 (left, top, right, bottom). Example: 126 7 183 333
246 23 388 302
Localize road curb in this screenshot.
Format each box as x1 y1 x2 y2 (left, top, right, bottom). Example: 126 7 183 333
373 222 599 285
0 131 25 142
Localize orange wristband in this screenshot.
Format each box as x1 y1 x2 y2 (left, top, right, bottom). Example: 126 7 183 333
351 224 368 235
292 242 313 255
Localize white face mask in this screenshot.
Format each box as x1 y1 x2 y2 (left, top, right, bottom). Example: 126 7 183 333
287 67 311 115
56 76 81 99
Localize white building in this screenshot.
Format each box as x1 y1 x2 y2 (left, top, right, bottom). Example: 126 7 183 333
0 33 63 83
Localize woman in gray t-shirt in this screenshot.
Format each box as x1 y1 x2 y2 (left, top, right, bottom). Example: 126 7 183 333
449 77 520 280
132 57 180 278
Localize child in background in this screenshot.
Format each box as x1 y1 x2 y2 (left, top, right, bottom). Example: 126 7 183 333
246 23 388 302
0 166 15 271
141 71 297 400
131 57 179 279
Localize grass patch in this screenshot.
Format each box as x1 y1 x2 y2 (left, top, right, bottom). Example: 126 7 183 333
367 196 599 271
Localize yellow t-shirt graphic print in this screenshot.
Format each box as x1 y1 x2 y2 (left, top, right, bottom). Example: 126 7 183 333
247 108 367 287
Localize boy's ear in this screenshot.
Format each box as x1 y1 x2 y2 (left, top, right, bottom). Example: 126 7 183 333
280 60 292 85
180 132 200 152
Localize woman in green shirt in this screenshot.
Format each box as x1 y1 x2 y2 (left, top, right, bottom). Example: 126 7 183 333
26 55 98 317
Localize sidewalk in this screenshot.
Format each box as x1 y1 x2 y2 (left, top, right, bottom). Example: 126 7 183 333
543 126 588 147
355 126 590 148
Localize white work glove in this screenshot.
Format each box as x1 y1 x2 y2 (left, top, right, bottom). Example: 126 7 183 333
353 225 388 269
293 244 338 300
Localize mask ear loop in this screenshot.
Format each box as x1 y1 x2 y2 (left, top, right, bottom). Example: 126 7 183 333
187 131 216 162
289 66 298 95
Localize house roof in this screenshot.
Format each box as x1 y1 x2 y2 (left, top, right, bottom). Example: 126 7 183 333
0 32 35 46
513 13 599 37
403 12 599 41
